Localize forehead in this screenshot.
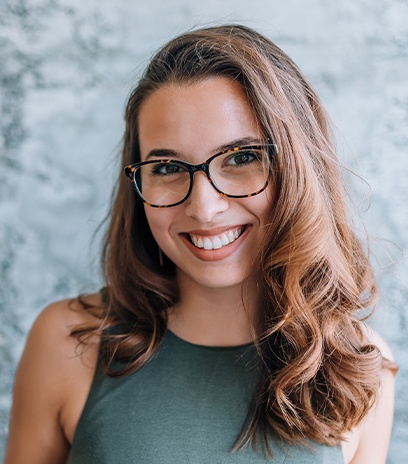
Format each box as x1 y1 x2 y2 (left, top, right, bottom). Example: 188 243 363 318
137 77 262 162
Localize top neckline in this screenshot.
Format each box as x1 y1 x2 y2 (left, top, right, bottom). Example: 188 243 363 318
166 328 256 352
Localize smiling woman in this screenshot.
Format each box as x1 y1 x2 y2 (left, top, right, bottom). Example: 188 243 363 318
5 25 397 464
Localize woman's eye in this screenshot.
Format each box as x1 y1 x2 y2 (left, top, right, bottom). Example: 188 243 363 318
151 163 182 176
227 151 259 166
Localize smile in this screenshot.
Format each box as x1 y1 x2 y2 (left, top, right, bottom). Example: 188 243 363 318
188 226 246 250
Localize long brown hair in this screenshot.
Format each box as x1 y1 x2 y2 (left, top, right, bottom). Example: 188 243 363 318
74 24 393 452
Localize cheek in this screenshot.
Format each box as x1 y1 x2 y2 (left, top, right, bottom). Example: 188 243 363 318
144 207 172 248
144 208 161 240
253 187 274 224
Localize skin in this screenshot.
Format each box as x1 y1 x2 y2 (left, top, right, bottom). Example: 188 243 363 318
138 78 273 346
5 77 395 463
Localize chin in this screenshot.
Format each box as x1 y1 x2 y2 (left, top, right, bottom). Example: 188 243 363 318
177 266 250 291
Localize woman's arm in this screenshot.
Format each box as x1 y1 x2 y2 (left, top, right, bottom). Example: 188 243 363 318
343 327 396 464
4 298 99 464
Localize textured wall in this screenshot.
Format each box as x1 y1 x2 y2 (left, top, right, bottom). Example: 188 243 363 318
1 0 407 461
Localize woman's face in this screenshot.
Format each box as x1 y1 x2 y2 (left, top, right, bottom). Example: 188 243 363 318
138 77 274 291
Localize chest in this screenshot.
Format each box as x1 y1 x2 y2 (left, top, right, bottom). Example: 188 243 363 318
67 333 344 463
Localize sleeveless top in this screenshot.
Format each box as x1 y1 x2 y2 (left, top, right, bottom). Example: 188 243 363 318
67 330 345 463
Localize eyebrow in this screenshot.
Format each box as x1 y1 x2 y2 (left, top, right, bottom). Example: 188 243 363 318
145 136 265 160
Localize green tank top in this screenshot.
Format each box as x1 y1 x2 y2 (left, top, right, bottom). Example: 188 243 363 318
67 330 344 463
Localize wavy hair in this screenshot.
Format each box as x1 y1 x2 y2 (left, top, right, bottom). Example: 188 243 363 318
73 24 394 452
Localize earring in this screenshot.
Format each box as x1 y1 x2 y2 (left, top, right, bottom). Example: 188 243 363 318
158 247 164 267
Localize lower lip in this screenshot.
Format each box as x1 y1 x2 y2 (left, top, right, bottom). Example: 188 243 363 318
180 226 250 262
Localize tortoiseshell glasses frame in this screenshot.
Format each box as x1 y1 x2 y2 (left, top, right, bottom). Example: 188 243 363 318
124 143 278 208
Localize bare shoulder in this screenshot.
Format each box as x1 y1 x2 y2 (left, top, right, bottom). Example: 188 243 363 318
20 292 103 378
34 292 103 335
5 294 103 464
22 294 103 377
342 325 396 464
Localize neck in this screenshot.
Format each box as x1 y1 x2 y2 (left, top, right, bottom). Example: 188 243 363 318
167 271 260 346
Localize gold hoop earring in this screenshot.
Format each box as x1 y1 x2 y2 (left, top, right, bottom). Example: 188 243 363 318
158 248 164 267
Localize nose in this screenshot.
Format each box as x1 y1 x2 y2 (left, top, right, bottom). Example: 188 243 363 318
184 172 229 223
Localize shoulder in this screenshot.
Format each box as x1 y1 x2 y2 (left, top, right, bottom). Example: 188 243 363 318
342 325 396 464
33 293 103 335
24 295 102 377
5 294 102 463
20 293 103 375
361 324 394 363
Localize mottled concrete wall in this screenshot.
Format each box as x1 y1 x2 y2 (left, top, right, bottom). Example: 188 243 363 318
1 0 407 461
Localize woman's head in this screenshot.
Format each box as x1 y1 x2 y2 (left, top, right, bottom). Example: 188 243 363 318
136 76 274 292
112 26 342 274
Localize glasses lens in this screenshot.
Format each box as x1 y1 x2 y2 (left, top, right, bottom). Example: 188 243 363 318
135 161 190 206
209 148 270 196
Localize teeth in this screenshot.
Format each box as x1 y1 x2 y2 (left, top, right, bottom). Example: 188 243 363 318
221 234 229 246
203 237 213 250
189 227 244 250
213 236 222 249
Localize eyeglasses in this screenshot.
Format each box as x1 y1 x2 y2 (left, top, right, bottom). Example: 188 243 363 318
124 144 278 208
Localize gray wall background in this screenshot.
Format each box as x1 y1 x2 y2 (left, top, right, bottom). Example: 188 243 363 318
0 0 407 461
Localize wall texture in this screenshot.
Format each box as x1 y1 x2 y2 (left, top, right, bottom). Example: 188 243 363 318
0 0 407 461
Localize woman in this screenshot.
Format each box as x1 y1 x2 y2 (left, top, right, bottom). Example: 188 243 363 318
5 24 396 463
